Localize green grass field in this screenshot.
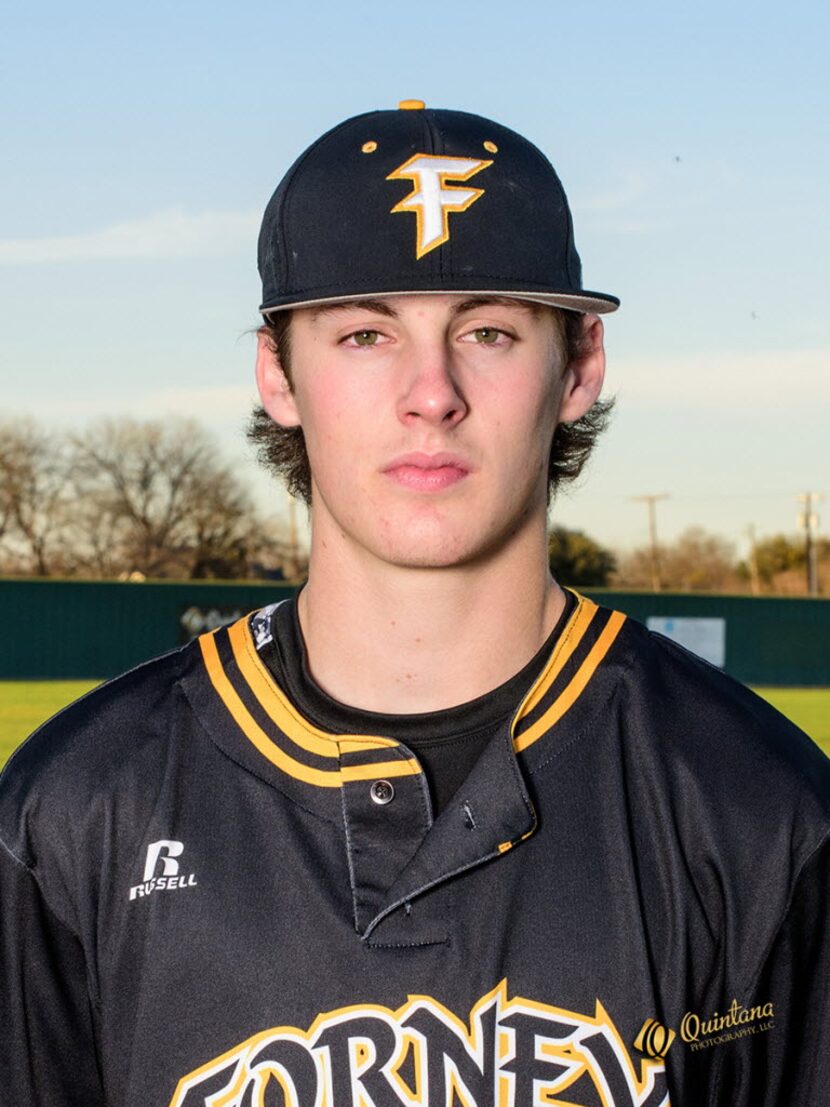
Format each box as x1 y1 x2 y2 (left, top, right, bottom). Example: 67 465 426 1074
0 680 829 769
0 682 99 768
753 688 830 756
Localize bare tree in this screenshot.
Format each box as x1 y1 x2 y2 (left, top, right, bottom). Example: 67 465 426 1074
248 514 310 583
68 418 260 578
614 527 740 593
185 467 257 579
0 430 14 546
0 419 72 575
736 532 830 595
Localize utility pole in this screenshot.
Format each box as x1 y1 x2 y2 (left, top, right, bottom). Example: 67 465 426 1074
746 525 761 596
631 494 669 591
796 492 823 596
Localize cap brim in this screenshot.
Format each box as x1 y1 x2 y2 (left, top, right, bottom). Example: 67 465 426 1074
260 288 619 317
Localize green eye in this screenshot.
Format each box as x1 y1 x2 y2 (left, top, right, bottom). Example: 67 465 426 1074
352 329 379 346
473 327 500 344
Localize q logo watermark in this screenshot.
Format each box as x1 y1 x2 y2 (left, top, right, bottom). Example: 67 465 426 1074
634 1017 676 1060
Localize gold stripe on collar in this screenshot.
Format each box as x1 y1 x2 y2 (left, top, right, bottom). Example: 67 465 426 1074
513 609 626 754
200 630 339 786
228 617 398 757
199 629 421 786
517 593 598 720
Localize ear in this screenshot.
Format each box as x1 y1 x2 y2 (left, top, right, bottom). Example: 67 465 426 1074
557 315 606 423
255 330 301 427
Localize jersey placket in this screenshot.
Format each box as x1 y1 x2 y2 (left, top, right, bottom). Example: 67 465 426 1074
338 722 536 946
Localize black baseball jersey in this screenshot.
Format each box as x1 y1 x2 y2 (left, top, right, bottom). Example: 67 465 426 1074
1 593 828 1105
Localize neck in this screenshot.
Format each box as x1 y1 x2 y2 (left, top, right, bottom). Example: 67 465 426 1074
297 519 564 714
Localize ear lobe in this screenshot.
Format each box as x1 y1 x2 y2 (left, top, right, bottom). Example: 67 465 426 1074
255 330 301 427
557 315 606 424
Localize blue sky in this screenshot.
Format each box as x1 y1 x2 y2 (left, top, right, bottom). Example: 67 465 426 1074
2 0 827 554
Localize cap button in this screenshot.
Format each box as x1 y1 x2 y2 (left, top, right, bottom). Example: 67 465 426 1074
398 99 425 111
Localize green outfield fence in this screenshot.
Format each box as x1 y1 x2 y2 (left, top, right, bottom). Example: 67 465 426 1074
1 579 829 686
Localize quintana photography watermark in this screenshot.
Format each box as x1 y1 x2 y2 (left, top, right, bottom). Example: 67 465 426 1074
679 998 775 1052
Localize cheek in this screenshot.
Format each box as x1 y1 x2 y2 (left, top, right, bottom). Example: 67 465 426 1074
488 383 561 462
294 378 380 500
293 376 350 447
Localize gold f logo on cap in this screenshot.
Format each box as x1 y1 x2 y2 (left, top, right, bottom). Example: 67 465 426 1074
387 153 492 259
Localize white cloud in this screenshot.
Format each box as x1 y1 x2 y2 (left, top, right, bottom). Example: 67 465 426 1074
572 170 649 214
141 384 255 417
3 386 256 428
572 157 742 236
0 207 259 264
607 347 830 410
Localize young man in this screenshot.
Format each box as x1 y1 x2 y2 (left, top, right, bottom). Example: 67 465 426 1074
1 102 827 1105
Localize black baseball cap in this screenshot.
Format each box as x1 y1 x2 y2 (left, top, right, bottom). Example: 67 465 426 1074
258 100 619 316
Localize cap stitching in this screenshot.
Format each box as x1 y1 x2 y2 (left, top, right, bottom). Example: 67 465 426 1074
420 110 442 283
420 111 444 283
278 111 384 292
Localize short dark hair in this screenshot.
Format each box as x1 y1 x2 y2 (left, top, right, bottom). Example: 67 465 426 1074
248 306 613 504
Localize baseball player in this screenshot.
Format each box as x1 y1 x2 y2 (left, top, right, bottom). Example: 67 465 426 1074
1 102 828 1106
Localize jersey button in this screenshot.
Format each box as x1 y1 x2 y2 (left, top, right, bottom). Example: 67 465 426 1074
370 780 395 805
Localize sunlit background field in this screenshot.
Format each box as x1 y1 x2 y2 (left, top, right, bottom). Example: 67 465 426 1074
1 681 828 771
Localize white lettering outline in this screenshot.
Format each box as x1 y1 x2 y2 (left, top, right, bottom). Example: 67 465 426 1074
168 982 669 1107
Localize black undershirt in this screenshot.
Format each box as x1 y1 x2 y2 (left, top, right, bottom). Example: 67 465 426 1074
255 590 576 817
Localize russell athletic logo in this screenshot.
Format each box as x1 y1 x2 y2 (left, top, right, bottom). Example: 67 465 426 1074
387 153 492 259
129 839 197 902
170 980 670 1107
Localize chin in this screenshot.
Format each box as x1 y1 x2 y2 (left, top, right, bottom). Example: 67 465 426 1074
371 514 517 571
371 535 473 570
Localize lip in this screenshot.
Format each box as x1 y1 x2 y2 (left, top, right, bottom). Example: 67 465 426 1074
382 452 473 492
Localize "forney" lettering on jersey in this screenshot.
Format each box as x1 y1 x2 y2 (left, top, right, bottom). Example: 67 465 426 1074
169 980 669 1107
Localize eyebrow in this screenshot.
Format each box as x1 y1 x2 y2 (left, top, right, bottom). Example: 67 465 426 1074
310 295 540 323
450 296 540 317
310 299 398 321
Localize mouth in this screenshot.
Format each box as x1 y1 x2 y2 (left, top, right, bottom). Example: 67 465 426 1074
382 452 473 492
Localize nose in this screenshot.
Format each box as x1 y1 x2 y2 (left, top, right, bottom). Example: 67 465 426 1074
396 342 469 429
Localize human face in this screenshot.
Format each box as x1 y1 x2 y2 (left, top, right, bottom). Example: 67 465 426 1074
256 295 603 571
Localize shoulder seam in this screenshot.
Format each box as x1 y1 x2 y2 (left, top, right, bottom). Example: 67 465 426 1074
0 832 83 941
0 831 29 872
0 644 189 785
743 828 830 1001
